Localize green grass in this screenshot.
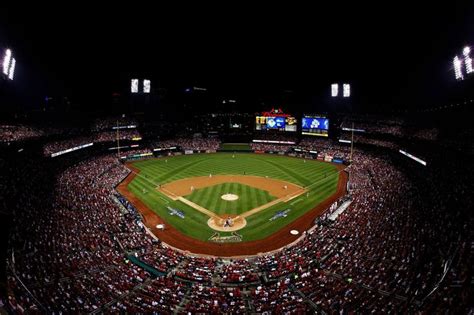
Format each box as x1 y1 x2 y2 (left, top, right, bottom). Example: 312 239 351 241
127 153 340 242
184 183 276 215
219 143 252 151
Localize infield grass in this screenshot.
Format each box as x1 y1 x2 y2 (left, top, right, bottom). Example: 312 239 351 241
185 183 276 215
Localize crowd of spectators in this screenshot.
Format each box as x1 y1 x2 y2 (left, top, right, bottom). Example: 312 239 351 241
158 137 220 151
339 115 441 142
338 133 400 150
299 137 352 160
340 115 404 136
42 137 93 156
42 130 142 157
118 148 153 158
250 142 293 152
91 116 137 132
0 125 44 143
251 133 298 152
93 130 142 143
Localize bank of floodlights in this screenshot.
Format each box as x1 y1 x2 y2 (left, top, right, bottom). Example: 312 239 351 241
143 79 151 93
331 83 350 98
463 46 473 74
3 49 11 75
8 58 16 80
2 49 16 80
343 84 351 97
453 45 473 80
331 83 339 97
131 79 139 93
131 79 151 93
454 56 463 80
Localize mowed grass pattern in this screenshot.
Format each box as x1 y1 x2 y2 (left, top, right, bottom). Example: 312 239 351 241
127 153 341 241
185 183 276 215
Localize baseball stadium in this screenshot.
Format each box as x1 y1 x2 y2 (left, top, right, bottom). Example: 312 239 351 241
0 4 473 314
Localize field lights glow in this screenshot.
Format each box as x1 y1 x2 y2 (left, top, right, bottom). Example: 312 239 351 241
131 79 139 93
3 49 12 76
453 56 464 80
331 83 338 97
343 84 350 97
143 79 151 93
8 58 16 80
463 46 473 74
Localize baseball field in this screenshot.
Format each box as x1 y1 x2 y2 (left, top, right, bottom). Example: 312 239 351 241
117 153 347 256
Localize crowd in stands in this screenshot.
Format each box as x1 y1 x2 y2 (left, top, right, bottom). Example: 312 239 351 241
42 137 93 156
91 116 137 132
338 133 400 150
42 130 142 157
250 142 293 152
157 137 220 151
3 133 472 313
340 115 405 136
93 130 142 142
0 125 44 143
251 133 299 152
299 137 352 160
340 115 441 142
118 148 153 158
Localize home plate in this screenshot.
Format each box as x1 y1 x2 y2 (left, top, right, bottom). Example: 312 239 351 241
221 193 239 201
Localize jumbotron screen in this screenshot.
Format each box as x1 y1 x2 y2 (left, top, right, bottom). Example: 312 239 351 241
255 116 297 132
301 115 329 137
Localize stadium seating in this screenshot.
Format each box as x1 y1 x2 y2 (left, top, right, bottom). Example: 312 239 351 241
1 123 472 313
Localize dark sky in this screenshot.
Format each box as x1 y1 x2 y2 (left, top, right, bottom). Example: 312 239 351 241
1 2 473 112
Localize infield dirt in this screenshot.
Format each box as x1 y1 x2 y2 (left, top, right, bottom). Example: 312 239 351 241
159 175 304 199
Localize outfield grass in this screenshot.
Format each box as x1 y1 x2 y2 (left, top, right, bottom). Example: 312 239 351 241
185 183 276 215
127 153 340 241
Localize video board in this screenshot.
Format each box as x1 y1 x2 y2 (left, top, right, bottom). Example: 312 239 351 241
301 115 329 137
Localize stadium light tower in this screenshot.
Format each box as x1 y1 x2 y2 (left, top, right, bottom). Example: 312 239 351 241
343 83 351 97
143 79 151 93
453 56 464 80
131 79 139 93
331 83 339 97
463 46 473 74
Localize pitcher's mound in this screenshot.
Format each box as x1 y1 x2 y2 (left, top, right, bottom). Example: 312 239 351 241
208 215 247 232
221 193 239 201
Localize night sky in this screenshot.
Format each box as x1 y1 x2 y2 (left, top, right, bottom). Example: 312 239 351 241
1 3 473 113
